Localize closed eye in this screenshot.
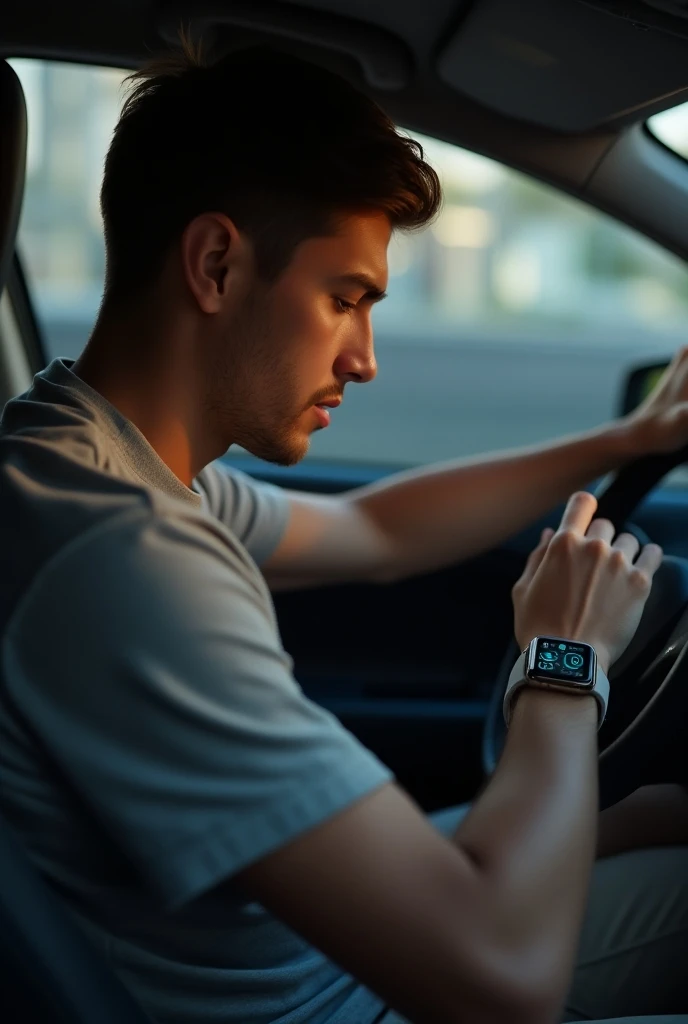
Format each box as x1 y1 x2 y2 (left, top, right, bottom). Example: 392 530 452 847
334 297 356 314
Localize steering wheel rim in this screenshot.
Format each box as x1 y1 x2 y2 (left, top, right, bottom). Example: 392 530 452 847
482 443 688 808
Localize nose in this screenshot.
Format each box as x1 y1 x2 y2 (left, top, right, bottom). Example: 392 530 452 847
333 319 377 385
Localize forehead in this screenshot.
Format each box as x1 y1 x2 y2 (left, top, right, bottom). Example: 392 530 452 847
291 210 391 283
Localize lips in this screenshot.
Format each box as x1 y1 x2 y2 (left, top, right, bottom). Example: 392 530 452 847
313 405 332 428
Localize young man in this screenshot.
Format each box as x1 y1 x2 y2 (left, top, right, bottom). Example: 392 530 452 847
1 41 687 1024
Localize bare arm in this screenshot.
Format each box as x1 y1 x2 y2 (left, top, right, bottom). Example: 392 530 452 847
263 423 633 591
353 345 688 584
452 690 599 1021
236 692 599 1024
350 423 634 582
262 348 688 591
237 495 663 1024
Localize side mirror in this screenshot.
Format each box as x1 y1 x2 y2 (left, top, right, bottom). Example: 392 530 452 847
619 361 669 416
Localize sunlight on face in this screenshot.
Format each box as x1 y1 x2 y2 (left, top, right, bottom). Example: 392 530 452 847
220 210 391 465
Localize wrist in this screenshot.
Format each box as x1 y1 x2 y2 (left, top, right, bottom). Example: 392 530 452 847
616 409 665 459
506 638 610 730
584 416 645 470
513 686 599 726
594 648 611 676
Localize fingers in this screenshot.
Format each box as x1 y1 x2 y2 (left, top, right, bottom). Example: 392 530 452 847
557 492 597 536
635 542 663 578
658 345 688 387
668 344 688 373
611 531 640 562
586 518 615 544
586 519 641 561
517 527 554 587
659 346 688 397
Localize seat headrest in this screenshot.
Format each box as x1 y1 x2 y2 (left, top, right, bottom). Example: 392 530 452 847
0 61 27 301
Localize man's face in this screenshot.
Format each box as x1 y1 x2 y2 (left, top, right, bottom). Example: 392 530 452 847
205 211 390 466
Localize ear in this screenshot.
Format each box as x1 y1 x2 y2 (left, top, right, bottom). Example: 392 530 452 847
180 213 248 314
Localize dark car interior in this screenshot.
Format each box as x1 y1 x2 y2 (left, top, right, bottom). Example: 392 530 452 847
2 1 688 1021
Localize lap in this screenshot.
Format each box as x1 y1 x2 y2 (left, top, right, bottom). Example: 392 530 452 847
375 804 688 1024
563 845 688 1020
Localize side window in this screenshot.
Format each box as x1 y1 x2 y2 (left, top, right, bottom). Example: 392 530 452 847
366 134 688 466
10 60 126 363
11 59 688 466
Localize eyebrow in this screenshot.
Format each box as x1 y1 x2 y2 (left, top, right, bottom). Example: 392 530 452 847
334 273 388 302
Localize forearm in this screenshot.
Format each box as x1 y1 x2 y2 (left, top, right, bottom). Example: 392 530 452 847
596 783 688 859
453 689 599 1019
352 419 637 581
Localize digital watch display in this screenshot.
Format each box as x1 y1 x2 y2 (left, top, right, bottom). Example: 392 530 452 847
504 635 609 728
527 637 595 689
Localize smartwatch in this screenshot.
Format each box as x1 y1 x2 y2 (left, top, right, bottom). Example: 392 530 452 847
504 636 609 728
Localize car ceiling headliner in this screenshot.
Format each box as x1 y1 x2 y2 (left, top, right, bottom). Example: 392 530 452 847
4 0 688 133
4 0 688 265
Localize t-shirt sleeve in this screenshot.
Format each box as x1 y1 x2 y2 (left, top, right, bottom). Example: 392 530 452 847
194 462 290 566
4 508 392 910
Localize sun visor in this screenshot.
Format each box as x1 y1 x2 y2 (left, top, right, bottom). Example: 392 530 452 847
436 0 688 131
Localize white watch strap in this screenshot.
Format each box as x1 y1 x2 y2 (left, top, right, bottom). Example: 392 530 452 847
503 649 609 729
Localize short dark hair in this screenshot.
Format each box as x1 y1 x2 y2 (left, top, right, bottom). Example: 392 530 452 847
100 36 442 304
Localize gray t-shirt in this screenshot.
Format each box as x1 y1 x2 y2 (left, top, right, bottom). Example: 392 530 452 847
0 358 392 1024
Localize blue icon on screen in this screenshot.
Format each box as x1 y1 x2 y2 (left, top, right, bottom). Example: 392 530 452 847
538 661 555 671
564 653 584 670
559 644 567 651
540 651 557 661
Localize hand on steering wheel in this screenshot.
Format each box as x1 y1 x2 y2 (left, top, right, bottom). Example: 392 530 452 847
512 492 663 678
483 352 688 806
484 475 688 809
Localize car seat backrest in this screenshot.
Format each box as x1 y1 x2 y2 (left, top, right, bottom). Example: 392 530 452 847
0 60 26 300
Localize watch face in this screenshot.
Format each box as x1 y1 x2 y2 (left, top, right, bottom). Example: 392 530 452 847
528 637 594 687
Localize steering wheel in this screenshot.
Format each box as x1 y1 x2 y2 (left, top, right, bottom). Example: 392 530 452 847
483 442 688 809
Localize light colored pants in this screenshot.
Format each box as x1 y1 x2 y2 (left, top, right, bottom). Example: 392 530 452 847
376 804 688 1024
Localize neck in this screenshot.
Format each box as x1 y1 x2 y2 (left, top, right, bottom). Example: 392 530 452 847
73 301 226 487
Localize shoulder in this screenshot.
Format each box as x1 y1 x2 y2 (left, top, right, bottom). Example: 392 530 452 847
194 461 290 565
6 503 275 653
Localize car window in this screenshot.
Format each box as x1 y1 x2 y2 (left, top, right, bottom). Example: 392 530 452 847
11 58 688 470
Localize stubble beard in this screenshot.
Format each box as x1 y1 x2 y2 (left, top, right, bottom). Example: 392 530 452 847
204 294 312 467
